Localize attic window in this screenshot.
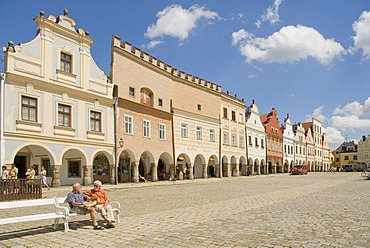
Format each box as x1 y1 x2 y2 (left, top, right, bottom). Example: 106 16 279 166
61 52 72 73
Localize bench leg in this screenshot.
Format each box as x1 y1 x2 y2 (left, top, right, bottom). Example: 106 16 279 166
116 211 120 223
63 217 70 232
54 218 59 230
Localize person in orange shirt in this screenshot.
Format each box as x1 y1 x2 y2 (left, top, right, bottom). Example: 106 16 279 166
83 180 115 228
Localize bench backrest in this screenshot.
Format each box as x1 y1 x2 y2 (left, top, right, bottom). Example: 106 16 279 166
0 198 55 209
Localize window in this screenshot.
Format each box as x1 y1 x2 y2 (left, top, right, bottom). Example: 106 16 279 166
129 87 135 97
61 52 72 73
58 104 71 127
21 96 37 122
158 98 163 107
90 111 101 132
232 134 237 146
239 113 243 123
181 123 188 138
239 137 244 147
210 129 215 142
159 123 166 140
231 111 236 121
303 148 306 155
196 126 202 140
223 132 229 145
335 158 339 162
143 120 151 138
197 104 202 111
344 156 349 160
284 145 287 154
255 137 258 147
261 139 264 148
124 115 133 135
296 146 298 154
248 136 252 146
223 108 228 119
68 160 80 177
353 155 357 160
299 147 302 155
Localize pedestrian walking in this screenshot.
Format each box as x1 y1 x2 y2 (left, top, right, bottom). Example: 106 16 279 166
39 166 50 190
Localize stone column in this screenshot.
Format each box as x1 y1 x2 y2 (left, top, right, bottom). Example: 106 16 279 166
203 164 208 178
188 164 194 180
110 163 115 184
258 164 261 175
132 161 139 183
51 164 61 187
226 163 231 177
151 163 158 182
83 165 92 186
216 164 221 178
169 164 175 180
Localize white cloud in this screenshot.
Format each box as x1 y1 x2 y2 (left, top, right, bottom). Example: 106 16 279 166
305 105 327 123
329 115 370 130
325 126 345 145
145 5 219 41
351 11 370 58
332 97 370 117
146 40 164 49
256 0 284 28
232 25 345 64
247 73 255 79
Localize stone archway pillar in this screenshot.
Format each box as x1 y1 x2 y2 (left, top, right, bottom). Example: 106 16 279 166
225 163 231 177
110 163 115 184
189 164 194 180
169 164 175 180
151 163 158 182
203 164 208 179
83 165 92 186
51 164 61 187
132 161 139 183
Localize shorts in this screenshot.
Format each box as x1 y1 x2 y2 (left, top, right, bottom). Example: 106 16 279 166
70 206 88 215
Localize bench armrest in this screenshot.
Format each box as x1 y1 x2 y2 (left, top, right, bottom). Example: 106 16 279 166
110 201 121 211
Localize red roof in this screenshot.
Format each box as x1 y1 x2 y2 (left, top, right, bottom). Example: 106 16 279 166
302 122 312 131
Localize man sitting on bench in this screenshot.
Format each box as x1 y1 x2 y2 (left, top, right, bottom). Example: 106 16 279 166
83 180 115 228
65 183 103 230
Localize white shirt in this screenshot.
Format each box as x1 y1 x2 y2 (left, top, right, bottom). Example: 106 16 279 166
2 170 8 179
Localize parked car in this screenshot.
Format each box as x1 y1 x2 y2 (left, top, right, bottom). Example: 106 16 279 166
291 165 308 175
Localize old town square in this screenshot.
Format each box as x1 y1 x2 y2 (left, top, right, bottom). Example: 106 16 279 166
0 173 369 247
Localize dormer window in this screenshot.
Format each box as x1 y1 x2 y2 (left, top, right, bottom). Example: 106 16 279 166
61 52 72 73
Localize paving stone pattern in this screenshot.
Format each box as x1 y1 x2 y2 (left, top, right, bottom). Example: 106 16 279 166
0 173 369 247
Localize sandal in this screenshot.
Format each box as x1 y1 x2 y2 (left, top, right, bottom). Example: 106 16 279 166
106 223 115 228
93 225 104 230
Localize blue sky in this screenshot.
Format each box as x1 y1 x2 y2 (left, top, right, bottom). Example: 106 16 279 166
1 0 370 150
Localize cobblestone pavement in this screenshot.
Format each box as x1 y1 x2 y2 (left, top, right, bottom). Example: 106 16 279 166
0 173 369 247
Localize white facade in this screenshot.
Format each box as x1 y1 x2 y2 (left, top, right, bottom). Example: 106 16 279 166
245 100 266 175
305 128 315 171
2 10 114 186
293 123 307 165
282 115 294 172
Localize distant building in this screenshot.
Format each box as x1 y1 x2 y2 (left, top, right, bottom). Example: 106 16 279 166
303 124 315 171
245 100 267 175
293 123 307 165
260 108 283 174
282 114 294 173
333 141 358 171
357 135 370 169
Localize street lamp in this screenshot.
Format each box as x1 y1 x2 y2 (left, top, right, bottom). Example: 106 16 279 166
119 138 124 148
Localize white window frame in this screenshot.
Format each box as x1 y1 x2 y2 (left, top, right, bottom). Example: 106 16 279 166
232 134 237 146
124 115 133 135
143 119 151 138
181 123 188 138
159 123 166 140
223 132 229 145
239 136 244 147
210 129 215 142
196 126 202 140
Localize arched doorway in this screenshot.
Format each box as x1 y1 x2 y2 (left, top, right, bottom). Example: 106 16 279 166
61 148 87 185
139 151 155 181
254 159 260 175
261 159 266 175
284 160 289 173
194 154 205 179
93 153 110 183
231 156 237 176
158 152 172 180
268 160 273 174
176 153 191 180
118 149 135 183
239 156 247 176
207 155 218 178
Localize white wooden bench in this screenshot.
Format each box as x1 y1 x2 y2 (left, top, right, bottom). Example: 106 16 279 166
0 197 121 232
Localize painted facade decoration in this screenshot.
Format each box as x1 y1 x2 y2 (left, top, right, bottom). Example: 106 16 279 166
303 124 315 171
245 100 266 175
282 114 294 173
260 108 283 174
2 10 114 186
220 93 247 177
